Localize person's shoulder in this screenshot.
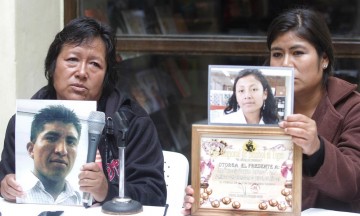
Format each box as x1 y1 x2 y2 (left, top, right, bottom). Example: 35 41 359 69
213 111 246 124
119 96 149 120
107 88 149 118
328 76 357 89
19 171 41 191
327 77 360 103
30 86 55 99
64 180 82 204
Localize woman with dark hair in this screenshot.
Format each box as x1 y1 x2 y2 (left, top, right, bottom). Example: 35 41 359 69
0 17 167 207
44 17 118 106
216 68 279 124
183 7 360 214
267 7 360 212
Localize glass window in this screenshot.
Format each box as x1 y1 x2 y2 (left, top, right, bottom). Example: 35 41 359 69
70 0 360 154
78 0 360 38
116 54 360 152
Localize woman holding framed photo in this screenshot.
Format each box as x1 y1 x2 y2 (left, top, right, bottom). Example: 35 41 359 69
183 7 360 214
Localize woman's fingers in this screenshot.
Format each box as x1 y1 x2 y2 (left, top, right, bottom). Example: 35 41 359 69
0 174 24 201
279 114 320 155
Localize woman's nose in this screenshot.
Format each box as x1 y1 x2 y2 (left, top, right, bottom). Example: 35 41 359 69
281 54 293 67
75 63 88 79
243 91 252 99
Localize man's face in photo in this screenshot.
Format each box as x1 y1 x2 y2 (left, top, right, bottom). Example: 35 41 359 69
27 121 79 181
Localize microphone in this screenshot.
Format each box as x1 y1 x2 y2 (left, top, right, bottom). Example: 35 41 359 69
113 111 128 147
113 111 128 198
83 111 105 208
102 111 143 215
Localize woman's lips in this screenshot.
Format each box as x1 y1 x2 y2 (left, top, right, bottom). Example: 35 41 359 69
243 102 255 105
71 83 87 92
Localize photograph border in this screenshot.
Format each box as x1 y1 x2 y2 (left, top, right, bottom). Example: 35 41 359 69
15 99 97 206
191 124 302 216
208 65 294 126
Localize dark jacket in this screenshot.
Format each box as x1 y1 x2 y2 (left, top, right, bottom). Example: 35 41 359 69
0 86 167 206
303 77 360 212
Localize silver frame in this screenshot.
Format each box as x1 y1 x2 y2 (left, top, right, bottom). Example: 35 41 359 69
208 65 294 126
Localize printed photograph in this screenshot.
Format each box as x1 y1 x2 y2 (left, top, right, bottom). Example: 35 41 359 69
208 65 294 125
15 99 96 206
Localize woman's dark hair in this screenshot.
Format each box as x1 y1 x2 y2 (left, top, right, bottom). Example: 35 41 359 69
266 7 334 87
44 16 118 99
224 69 279 124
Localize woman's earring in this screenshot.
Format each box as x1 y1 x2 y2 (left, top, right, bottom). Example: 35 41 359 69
263 103 266 111
323 64 328 69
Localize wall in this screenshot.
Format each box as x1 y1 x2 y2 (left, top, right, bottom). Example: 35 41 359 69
0 0 63 158
0 1 16 158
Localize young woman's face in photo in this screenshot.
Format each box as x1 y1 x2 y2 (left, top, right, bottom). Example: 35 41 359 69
53 37 107 101
269 31 328 96
235 75 267 115
28 122 79 182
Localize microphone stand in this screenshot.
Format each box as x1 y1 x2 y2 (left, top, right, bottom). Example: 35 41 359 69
102 113 143 215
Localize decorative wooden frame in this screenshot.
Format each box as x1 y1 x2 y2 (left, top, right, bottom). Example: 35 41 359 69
191 124 302 216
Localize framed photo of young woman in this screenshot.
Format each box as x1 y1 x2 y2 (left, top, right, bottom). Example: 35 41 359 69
208 65 294 126
191 124 302 216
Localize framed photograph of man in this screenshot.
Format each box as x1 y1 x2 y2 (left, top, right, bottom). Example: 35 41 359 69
208 65 294 125
191 124 302 216
15 99 97 206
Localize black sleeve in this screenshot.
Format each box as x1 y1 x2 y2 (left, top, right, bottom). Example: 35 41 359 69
302 136 325 177
0 115 16 183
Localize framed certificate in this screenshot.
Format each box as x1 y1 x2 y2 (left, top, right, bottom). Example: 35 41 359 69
191 124 302 216
208 65 294 126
